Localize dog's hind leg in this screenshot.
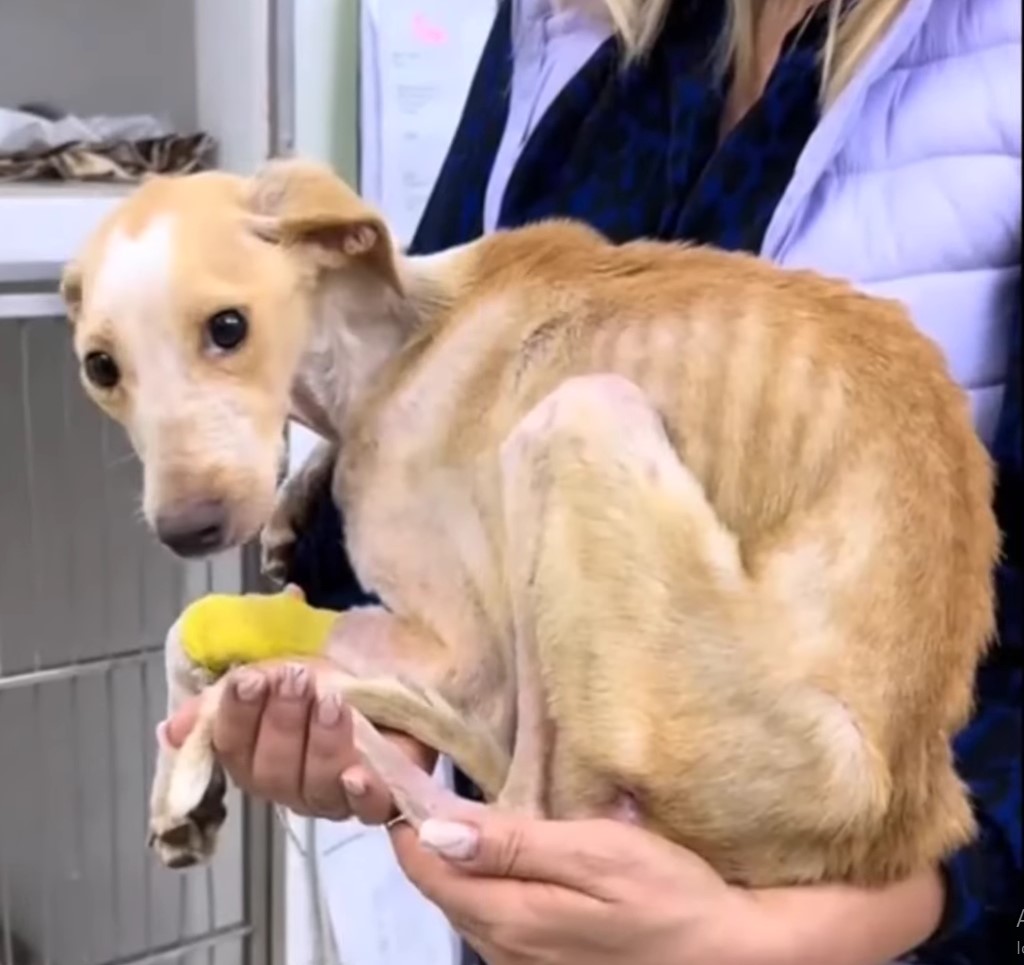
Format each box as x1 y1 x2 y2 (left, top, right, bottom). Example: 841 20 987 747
493 372 743 822
493 374 870 880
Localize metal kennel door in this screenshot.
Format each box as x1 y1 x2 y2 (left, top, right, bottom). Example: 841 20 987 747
0 284 278 965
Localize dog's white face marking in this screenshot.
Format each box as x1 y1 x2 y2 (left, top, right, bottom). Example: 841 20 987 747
88 216 185 462
90 218 190 455
91 217 176 323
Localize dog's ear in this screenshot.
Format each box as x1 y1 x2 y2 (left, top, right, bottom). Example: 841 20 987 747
247 160 400 292
60 260 83 326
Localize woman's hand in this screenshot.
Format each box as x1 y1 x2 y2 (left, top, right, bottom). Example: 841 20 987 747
390 811 946 965
389 813 772 965
164 660 437 824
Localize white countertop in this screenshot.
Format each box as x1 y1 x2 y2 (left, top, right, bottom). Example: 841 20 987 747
0 182 130 283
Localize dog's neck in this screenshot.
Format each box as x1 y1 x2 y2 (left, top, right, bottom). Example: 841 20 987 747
288 252 453 441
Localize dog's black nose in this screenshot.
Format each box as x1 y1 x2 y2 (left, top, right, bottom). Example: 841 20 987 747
155 500 228 557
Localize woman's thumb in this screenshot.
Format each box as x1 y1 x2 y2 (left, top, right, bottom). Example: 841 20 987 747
419 819 485 862
162 696 202 749
416 814 604 889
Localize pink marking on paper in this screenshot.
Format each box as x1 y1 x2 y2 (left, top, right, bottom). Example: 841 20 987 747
412 12 448 45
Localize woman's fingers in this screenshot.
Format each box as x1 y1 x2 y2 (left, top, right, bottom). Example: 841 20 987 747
246 665 313 811
160 661 439 824
301 690 359 819
214 663 397 821
344 735 441 825
164 696 201 748
307 691 432 823
211 667 271 790
340 763 401 824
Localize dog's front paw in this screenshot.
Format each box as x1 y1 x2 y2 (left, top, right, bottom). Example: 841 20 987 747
148 763 227 869
260 476 313 582
260 442 337 583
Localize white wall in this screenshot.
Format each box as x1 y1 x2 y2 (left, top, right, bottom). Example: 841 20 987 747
194 0 272 174
0 0 197 130
293 0 356 174
0 0 269 175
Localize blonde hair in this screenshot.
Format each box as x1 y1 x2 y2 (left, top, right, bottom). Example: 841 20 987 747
586 0 908 106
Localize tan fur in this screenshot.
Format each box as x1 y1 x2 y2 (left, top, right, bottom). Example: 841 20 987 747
64 160 998 887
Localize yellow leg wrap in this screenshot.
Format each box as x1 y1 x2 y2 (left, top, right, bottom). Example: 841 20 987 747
179 592 339 675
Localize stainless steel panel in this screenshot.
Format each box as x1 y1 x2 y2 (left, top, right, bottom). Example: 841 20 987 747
0 311 265 965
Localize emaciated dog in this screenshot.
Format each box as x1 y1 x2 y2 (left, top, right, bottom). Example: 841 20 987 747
60 160 997 887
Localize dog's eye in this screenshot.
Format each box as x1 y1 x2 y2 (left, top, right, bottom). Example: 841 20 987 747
205 309 248 353
83 351 121 390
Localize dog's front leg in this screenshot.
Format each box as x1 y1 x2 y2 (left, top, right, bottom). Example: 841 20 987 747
147 591 509 864
148 617 228 868
261 438 338 583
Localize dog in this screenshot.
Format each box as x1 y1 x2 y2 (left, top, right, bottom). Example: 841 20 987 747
60 159 998 887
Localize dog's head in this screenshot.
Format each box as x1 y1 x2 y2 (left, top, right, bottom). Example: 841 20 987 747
61 160 399 557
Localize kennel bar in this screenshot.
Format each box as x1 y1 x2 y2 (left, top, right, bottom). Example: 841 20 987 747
0 283 278 965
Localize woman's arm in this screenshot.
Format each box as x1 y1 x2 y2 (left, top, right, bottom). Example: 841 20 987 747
754 870 945 965
387 808 949 965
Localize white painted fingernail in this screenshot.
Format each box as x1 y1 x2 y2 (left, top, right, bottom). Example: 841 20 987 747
279 664 308 699
342 771 367 797
418 820 479 861
317 693 343 727
234 670 267 703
